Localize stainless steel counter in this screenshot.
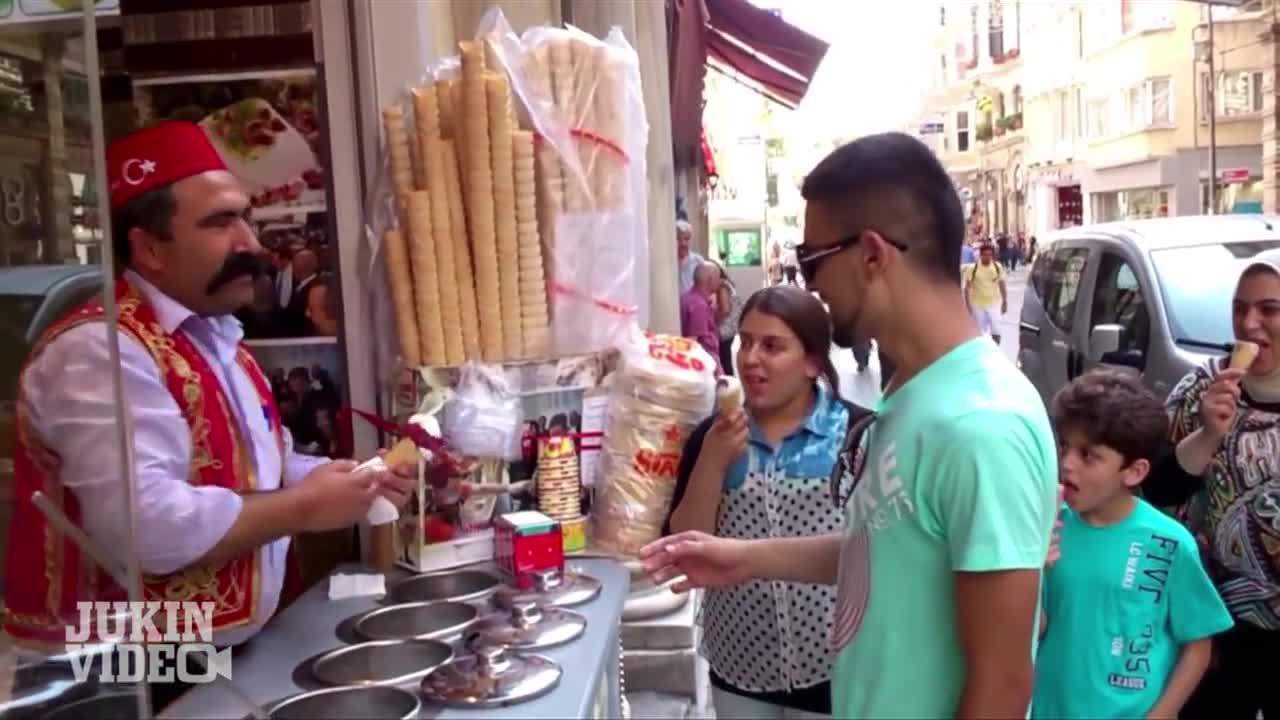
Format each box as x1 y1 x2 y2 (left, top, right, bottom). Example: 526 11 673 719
158 558 627 719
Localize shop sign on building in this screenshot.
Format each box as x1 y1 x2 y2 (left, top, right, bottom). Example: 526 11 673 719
1221 167 1251 183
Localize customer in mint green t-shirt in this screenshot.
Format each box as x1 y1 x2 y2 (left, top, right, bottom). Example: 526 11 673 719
640 133 1060 719
1034 371 1232 719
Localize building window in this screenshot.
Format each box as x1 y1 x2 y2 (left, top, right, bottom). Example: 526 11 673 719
940 4 946 26
1074 87 1085 139
1202 177 1263 214
1057 90 1070 143
1075 9 1084 58
1202 70 1265 119
957 110 970 152
970 5 980 66
988 0 1004 59
1089 97 1110 139
1093 187 1171 222
1149 77 1172 125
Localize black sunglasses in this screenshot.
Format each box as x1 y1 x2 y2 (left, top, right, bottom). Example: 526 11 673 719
796 231 909 282
829 411 879 508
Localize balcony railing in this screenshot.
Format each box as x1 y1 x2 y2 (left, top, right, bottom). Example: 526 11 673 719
996 112 1023 133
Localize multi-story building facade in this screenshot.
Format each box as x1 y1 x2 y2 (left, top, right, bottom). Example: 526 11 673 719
918 0 1271 238
916 0 1028 240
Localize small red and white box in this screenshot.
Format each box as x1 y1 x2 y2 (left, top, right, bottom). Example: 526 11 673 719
494 511 564 589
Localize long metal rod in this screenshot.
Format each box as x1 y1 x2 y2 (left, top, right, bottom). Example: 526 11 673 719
1208 11 1218 215
33 491 129 588
79 7 151 719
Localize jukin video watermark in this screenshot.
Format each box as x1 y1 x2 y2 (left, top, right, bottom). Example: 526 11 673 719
65 601 232 684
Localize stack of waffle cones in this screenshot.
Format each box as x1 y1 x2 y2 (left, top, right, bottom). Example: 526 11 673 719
378 35 566 368
535 434 581 522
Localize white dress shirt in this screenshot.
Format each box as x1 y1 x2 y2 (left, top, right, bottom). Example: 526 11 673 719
23 270 328 646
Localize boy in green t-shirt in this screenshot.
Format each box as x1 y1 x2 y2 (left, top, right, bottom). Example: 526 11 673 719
1034 371 1233 719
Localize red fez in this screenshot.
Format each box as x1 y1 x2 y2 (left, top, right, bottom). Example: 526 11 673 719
107 121 227 211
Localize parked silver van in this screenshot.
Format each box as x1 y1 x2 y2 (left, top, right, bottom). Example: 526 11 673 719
1018 215 1280 407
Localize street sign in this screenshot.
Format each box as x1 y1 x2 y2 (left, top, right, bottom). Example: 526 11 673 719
1221 167 1251 182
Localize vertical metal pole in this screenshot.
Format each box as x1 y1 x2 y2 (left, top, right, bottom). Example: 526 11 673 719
81 5 150 718
1208 11 1219 215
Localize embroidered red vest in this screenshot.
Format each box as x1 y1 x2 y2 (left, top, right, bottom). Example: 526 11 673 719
2 276 291 646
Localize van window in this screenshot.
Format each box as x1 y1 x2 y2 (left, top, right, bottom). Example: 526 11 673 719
1090 252 1151 369
1043 248 1089 332
1030 249 1051 297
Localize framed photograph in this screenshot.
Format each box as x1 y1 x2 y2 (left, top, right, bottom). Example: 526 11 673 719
237 209 338 340
247 338 352 459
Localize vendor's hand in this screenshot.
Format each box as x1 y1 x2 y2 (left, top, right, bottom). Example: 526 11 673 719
372 449 417 509
1201 368 1244 442
295 460 376 532
700 410 749 472
640 531 753 592
1001 300 1009 315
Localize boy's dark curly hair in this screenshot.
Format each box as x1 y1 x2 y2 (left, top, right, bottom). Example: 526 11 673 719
1050 369 1169 465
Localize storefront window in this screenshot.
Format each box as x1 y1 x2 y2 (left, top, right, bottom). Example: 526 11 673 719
1202 178 1263 215
1091 187 1170 222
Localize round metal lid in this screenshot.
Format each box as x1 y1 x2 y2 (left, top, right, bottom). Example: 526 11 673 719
493 568 602 609
310 638 453 687
351 601 478 642
469 603 587 650
420 645 562 708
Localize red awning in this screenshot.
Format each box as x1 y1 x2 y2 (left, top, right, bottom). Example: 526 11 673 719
704 0 828 109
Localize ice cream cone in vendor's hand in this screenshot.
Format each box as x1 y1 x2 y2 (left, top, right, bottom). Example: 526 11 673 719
1230 340 1260 371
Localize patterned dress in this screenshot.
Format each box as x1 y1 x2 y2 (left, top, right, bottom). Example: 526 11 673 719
1165 357 1280 629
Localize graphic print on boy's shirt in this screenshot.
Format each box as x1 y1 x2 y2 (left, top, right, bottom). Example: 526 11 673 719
1033 501 1233 720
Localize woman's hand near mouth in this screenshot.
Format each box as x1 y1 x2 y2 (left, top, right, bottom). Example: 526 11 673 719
702 410 750 470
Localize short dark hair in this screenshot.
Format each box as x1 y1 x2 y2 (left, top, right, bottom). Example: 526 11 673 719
110 185 177 269
1051 370 1168 465
740 285 839 395
800 132 965 284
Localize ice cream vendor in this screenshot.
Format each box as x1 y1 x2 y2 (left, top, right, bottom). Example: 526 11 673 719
1 122 413 691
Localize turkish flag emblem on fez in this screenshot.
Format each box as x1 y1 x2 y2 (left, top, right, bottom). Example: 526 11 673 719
107 121 227 211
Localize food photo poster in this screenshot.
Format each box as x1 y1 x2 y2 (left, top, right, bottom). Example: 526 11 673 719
133 70 340 341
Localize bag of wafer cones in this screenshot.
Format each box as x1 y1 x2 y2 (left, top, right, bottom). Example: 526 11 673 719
590 326 716 557
475 9 652 357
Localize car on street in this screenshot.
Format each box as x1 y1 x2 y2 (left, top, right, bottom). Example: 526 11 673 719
1018 215 1280 407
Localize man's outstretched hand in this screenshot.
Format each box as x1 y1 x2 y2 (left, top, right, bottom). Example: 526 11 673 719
640 531 754 592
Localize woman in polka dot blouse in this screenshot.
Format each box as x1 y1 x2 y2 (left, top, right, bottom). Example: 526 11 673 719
666 286 866 718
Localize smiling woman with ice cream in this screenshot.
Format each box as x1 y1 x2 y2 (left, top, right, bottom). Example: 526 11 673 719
1144 248 1280 717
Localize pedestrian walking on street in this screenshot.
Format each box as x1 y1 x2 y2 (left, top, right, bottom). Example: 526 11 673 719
642 132 1059 720
1143 248 1280 720
1034 371 1231 720
714 263 745 376
963 243 1009 347
667 286 865 719
681 261 723 374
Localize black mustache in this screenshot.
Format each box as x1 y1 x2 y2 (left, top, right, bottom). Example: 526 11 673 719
206 253 266 294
